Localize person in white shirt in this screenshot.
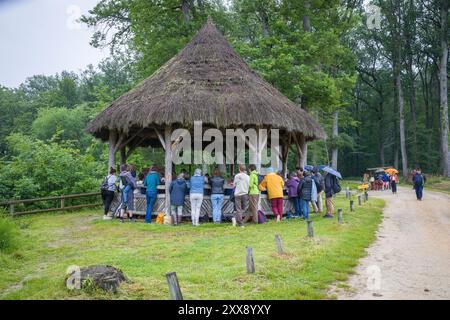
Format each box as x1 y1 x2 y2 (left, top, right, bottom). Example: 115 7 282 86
101 167 117 220
233 164 250 227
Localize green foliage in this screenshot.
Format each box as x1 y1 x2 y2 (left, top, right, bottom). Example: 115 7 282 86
31 106 92 150
0 134 105 201
0 214 18 252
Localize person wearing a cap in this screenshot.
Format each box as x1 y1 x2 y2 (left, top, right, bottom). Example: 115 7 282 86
259 167 285 222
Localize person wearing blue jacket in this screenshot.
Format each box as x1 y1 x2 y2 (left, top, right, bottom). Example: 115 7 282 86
209 168 225 223
119 164 138 223
169 173 188 225
189 168 205 226
144 165 161 223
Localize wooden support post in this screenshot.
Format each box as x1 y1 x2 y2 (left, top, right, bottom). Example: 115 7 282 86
9 204 15 216
274 234 285 255
358 195 362 206
307 220 314 238
60 197 65 209
345 187 350 199
108 131 118 170
164 126 173 216
350 200 354 212
365 191 369 202
246 246 255 274
298 134 307 168
166 272 183 300
338 209 343 224
256 128 267 172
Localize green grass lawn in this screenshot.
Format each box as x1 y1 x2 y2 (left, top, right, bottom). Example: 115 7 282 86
0 193 384 300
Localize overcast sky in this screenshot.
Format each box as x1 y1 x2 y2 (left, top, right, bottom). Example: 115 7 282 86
0 0 108 88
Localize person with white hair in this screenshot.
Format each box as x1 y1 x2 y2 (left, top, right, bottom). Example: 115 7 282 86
189 168 205 226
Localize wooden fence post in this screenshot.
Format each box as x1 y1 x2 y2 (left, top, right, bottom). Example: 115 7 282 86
338 209 343 224
60 197 65 209
345 187 350 199
246 246 255 274
274 234 285 255
9 204 15 216
307 220 314 238
358 195 362 206
350 200 354 212
166 272 183 300
364 191 369 202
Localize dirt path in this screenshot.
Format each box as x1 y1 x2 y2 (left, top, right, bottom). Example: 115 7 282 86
337 186 450 300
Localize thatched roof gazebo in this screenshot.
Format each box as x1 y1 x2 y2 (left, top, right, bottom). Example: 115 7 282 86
87 18 325 213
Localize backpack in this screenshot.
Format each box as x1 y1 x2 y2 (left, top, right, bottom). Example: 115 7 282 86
156 213 165 224
316 175 325 193
332 176 342 194
119 175 129 191
415 174 424 187
163 215 172 225
257 210 267 224
100 176 110 192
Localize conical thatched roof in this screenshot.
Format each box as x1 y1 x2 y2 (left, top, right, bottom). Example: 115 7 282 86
87 18 325 143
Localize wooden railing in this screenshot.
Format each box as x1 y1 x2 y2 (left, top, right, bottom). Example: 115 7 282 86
0 192 102 217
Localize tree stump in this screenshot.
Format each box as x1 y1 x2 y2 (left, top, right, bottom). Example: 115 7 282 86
65 265 127 293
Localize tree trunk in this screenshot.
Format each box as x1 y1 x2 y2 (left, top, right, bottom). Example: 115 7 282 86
181 0 190 23
303 1 311 32
440 0 449 177
258 9 270 37
331 111 339 170
394 145 399 170
378 97 385 167
391 3 408 179
396 71 408 179
301 1 311 162
120 147 127 166
408 61 418 165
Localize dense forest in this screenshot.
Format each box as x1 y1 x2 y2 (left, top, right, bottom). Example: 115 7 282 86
0 0 449 202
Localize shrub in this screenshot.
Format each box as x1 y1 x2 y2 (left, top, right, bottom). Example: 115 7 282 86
0 214 18 251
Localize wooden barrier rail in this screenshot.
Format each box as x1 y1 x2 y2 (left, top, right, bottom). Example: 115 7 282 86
0 192 102 216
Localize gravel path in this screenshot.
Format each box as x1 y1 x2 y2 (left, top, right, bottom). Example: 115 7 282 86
337 186 450 300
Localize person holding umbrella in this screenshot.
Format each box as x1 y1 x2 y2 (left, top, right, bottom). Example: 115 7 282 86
322 166 342 218
385 168 399 194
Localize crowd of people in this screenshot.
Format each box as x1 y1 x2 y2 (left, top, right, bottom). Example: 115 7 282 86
100 163 342 226
365 167 427 201
369 171 399 193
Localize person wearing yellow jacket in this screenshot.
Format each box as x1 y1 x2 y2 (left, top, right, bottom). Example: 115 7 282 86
259 167 285 222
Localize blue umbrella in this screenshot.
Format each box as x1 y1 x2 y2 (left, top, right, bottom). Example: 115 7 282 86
321 166 343 179
304 165 314 172
317 165 327 171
